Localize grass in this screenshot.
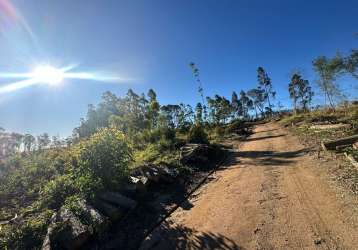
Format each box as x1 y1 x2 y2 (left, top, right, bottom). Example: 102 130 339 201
279 104 358 142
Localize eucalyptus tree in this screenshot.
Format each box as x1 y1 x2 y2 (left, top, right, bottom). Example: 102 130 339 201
161 104 181 128
239 91 252 119
37 133 51 150
257 67 276 111
231 91 242 118
247 88 266 118
147 89 160 129
343 49 358 80
206 95 232 124
195 103 203 124
313 56 344 109
23 134 36 152
189 62 207 121
178 103 194 130
289 73 314 112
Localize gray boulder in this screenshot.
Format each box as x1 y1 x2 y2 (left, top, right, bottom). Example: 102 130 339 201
131 164 161 182
94 201 123 221
76 199 108 235
180 143 210 165
42 208 90 250
98 192 137 210
128 175 149 192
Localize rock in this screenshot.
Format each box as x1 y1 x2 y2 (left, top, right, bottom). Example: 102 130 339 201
180 143 210 165
42 208 91 250
131 164 161 182
128 176 149 192
76 199 108 234
98 192 137 210
94 201 123 221
157 166 179 182
353 142 358 150
314 238 323 245
41 213 57 250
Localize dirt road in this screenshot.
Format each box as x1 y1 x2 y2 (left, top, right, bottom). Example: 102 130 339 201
140 123 358 250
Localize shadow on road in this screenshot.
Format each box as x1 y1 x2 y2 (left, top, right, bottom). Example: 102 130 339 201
140 221 244 250
220 148 311 167
244 134 286 142
253 128 279 134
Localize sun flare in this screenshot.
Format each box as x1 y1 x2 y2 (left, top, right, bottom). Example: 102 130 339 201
32 65 64 85
0 63 131 94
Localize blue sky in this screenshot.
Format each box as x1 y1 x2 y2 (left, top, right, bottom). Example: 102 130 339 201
0 0 357 136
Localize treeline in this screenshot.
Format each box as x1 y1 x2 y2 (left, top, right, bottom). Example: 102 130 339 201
0 129 69 160
72 66 280 143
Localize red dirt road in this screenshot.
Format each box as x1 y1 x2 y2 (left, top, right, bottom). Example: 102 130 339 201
140 123 358 250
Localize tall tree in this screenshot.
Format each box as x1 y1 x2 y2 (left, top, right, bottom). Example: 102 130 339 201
247 88 266 118
189 62 207 121
231 91 242 118
37 133 51 150
313 56 344 109
257 67 276 112
343 49 358 80
206 95 232 124
195 103 203 124
239 91 251 119
289 73 314 112
176 103 194 130
23 134 35 152
147 89 160 128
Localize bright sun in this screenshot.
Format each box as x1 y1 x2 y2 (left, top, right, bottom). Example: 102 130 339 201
32 65 64 85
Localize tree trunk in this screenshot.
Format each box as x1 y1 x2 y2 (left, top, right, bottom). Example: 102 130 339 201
327 92 335 111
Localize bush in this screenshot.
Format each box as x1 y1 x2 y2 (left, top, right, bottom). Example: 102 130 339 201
139 127 176 144
0 210 53 250
133 140 180 165
40 174 77 209
187 125 209 144
71 128 132 198
226 119 245 133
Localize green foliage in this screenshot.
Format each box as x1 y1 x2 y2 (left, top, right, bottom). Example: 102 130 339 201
344 49 358 79
312 55 345 109
40 174 77 209
187 124 209 144
289 73 314 112
71 128 132 198
137 127 176 145
257 67 275 111
225 119 245 133
247 88 266 118
134 141 179 166
206 95 232 124
279 114 305 127
0 210 53 250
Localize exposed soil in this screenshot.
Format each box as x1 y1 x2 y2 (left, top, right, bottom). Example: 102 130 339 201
140 122 358 250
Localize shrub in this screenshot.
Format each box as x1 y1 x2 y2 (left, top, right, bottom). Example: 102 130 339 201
226 119 245 133
214 126 225 137
139 127 176 144
187 125 209 144
40 174 77 209
0 210 53 250
71 128 132 198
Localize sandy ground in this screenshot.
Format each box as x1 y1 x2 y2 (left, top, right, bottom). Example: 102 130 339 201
139 122 358 250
